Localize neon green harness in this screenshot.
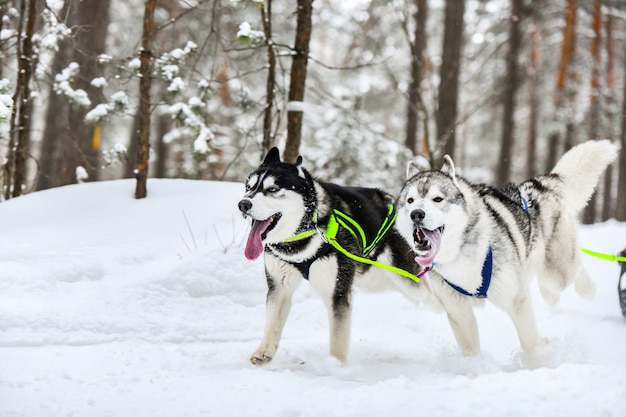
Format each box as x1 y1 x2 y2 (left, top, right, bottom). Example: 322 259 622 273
282 206 624 287
331 203 396 257
581 247 626 263
283 204 422 283
283 204 626 282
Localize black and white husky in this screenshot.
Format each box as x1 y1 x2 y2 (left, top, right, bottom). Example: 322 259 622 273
238 148 436 365
395 140 618 355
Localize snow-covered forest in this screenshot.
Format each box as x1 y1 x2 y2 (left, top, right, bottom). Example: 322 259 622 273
1 0 626 220
2 2 626 415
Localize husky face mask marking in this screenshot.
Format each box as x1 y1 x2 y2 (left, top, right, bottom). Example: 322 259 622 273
238 148 312 260
396 157 466 267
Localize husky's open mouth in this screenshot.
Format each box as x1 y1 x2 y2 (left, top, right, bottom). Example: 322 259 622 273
412 225 444 267
244 213 281 260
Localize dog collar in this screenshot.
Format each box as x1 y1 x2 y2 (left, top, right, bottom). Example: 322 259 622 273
282 208 319 243
282 228 318 242
441 246 493 298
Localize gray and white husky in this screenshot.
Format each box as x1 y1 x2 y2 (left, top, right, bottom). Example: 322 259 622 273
238 147 436 365
395 140 618 355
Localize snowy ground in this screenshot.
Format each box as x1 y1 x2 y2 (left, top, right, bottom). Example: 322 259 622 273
1 179 625 417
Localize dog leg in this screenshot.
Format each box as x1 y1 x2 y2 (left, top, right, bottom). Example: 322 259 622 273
506 290 547 353
250 264 300 366
537 258 594 306
537 279 561 307
309 258 353 364
327 300 352 363
431 277 480 355
574 264 596 300
539 249 595 304
537 217 592 306
445 305 480 356
537 261 569 307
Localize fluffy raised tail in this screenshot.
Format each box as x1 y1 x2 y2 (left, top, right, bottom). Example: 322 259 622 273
550 139 618 213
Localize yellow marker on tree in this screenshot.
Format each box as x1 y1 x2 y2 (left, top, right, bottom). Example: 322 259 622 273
92 123 101 150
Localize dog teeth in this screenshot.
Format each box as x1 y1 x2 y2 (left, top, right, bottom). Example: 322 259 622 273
413 228 422 243
413 227 431 252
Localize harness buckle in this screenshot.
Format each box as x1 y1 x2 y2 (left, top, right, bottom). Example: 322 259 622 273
316 225 328 243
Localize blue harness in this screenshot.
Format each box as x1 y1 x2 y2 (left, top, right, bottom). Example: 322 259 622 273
442 247 493 298
440 195 529 298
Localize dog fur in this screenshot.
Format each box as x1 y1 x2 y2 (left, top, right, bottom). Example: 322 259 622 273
238 148 437 365
395 140 618 355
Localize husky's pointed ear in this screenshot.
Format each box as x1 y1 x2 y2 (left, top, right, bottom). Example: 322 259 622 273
295 155 306 178
441 155 457 180
405 155 429 179
261 147 281 166
406 161 420 179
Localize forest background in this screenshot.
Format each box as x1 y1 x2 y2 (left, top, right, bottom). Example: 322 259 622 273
1 0 626 223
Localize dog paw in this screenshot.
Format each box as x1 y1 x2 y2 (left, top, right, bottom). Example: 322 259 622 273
522 336 550 354
250 351 273 366
538 336 550 348
460 347 480 357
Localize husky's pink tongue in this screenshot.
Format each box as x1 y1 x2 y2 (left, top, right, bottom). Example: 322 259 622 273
414 228 442 267
244 219 272 260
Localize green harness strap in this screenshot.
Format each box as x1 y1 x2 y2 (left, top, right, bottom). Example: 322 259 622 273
282 209 319 243
284 218 624 285
331 204 396 257
581 247 626 263
325 206 421 284
281 203 421 283
282 229 318 242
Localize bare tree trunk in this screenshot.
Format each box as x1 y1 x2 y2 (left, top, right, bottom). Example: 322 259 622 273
405 0 428 155
436 0 465 163
284 0 313 163
261 0 276 158
617 38 626 222
155 115 169 178
11 0 38 198
601 12 616 221
496 0 523 184
613 5 626 222
135 0 158 199
554 0 576 111
125 109 140 179
545 131 560 173
0 0 5 80
36 0 110 191
126 105 169 181
547 0 577 173
526 18 539 179
583 0 602 224
4 0 37 199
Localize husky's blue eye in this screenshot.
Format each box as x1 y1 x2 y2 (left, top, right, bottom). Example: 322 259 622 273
267 186 279 193
433 196 443 203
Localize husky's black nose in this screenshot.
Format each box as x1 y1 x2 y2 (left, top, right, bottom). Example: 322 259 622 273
238 199 252 213
410 209 425 223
